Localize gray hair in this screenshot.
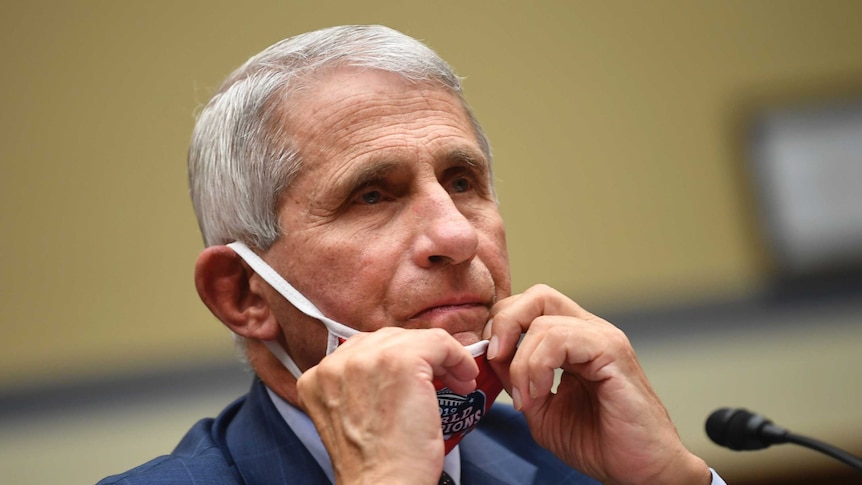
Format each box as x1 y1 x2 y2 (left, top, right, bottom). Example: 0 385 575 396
188 25 492 250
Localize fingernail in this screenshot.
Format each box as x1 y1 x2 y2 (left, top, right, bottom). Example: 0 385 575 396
482 318 493 339
512 387 522 411
529 380 537 398
487 335 499 360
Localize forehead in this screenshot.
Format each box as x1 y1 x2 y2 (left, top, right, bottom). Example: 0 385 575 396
285 68 484 174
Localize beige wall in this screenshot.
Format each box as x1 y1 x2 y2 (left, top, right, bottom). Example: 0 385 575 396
2 0 862 477
5 0 862 387
3 1 862 483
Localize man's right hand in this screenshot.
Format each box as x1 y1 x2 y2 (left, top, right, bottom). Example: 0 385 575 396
296 327 478 485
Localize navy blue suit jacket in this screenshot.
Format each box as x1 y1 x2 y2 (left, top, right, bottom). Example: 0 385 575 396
98 378 599 484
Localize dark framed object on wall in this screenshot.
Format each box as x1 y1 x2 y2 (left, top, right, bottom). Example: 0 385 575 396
749 98 862 284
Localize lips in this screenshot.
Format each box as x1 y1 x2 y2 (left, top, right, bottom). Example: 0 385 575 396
406 295 493 339
412 302 486 318
408 293 491 318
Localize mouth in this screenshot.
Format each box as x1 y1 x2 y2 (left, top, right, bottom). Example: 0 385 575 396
408 292 491 319
411 302 487 319
406 297 492 342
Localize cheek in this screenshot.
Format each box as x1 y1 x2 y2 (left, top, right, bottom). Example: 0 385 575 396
478 215 511 295
302 240 402 325
491 244 512 298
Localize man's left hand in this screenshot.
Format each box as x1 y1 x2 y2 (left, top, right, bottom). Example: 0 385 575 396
484 284 711 485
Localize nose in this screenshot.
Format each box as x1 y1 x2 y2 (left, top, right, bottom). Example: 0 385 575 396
411 186 479 268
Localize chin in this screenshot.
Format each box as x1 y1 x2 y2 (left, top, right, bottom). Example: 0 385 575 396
450 331 482 346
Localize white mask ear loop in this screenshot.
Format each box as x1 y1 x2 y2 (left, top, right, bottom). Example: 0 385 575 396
227 241 358 378
465 339 490 358
259 336 304 379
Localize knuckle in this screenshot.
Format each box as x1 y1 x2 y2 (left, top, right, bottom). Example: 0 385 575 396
544 320 572 339
344 349 384 374
526 349 548 371
374 326 402 337
372 344 400 363
295 373 312 395
527 283 552 294
425 327 451 341
314 356 344 381
604 323 631 350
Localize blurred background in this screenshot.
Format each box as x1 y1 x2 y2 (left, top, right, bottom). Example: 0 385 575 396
1 1 861 483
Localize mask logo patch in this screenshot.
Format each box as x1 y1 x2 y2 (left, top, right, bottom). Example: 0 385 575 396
438 388 487 444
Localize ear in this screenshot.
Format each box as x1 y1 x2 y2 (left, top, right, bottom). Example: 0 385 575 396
194 245 281 341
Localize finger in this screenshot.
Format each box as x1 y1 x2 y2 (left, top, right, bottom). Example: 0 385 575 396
514 313 627 407
488 286 589 409
372 328 478 395
485 292 521 358
484 298 524 364
497 284 593 320
488 285 591 362
482 317 518 400
483 331 514 397
486 355 513 398
507 315 576 410
424 329 480 395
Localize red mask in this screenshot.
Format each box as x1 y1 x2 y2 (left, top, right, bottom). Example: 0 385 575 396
435 340 503 454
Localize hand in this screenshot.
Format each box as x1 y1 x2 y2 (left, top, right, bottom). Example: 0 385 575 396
484 284 710 485
296 327 478 485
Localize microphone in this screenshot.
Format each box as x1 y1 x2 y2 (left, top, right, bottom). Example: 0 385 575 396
706 407 862 472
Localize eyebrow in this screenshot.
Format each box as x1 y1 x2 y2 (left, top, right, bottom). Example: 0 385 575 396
447 148 479 166
444 147 491 179
335 160 401 195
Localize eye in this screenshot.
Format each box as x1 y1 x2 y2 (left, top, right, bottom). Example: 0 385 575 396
451 177 471 193
360 190 383 204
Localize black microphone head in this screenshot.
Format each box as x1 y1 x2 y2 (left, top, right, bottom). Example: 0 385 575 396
706 407 783 451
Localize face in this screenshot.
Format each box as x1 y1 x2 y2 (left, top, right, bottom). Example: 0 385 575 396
259 68 510 369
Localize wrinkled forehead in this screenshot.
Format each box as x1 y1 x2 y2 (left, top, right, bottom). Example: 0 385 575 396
285 68 484 168
284 66 468 128
286 62 461 104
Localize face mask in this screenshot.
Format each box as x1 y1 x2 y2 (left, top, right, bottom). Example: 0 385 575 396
227 241 502 452
435 339 503 454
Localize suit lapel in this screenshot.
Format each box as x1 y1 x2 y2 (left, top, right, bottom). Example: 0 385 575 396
459 429 538 485
225 379 331 485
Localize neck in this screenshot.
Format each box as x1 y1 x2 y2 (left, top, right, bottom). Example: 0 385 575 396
247 339 302 407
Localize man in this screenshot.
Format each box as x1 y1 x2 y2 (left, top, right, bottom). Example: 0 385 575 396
99 25 725 484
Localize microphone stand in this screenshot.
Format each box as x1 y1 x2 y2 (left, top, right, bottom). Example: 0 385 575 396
706 407 862 473
785 432 862 472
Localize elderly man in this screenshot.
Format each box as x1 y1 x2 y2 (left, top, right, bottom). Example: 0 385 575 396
99 25 725 485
